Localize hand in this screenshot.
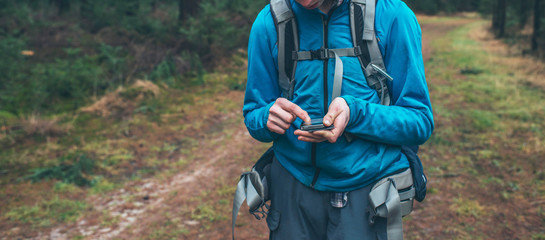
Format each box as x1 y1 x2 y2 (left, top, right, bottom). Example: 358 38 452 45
294 97 350 143
267 98 311 134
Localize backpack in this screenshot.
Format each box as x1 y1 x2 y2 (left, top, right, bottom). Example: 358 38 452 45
232 0 427 239
270 0 427 201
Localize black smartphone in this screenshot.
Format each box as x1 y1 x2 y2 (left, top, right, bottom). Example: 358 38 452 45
300 118 334 132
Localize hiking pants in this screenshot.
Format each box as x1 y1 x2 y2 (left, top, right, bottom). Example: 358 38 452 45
267 158 388 240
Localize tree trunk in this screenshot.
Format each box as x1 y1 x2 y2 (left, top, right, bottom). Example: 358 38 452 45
492 0 507 38
151 0 157 12
492 0 499 32
532 0 542 51
518 0 529 27
80 0 91 20
123 2 140 16
179 0 200 22
54 0 70 16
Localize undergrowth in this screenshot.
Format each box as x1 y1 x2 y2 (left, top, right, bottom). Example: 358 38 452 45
0 0 265 115
23 152 95 187
413 18 545 239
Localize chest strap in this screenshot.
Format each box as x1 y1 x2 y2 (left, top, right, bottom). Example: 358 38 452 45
291 48 346 101
292 47 362 61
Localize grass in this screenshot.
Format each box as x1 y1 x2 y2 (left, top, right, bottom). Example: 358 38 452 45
449 196 487 218
186 187 231 231
4 196 88 228
407 17 545 239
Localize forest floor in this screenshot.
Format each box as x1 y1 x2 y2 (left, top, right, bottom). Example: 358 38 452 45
1 14 545 240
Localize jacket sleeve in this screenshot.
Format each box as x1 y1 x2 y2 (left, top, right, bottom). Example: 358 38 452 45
342 5 434 146
242 6 282 143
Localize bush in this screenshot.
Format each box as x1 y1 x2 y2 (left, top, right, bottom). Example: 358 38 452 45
23 153 96 187
180 0 241 62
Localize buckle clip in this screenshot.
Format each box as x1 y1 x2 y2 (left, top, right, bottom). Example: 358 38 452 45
310 48 328 60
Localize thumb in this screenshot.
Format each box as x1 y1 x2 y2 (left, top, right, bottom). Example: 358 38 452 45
323 106 342 127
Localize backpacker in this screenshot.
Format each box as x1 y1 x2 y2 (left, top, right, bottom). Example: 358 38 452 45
232 0 428 239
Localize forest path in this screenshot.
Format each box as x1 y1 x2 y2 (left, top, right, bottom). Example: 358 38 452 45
47 14 545 239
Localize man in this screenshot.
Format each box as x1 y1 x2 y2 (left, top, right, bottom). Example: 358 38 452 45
243 0 434 238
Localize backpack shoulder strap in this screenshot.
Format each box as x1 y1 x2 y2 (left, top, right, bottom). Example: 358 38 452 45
271 0 391 104
350 0 392 105
270 0 299 100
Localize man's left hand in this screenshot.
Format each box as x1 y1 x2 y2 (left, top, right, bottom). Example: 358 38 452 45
294 97 350 143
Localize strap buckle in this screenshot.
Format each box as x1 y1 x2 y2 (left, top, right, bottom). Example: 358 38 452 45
310 48 328 60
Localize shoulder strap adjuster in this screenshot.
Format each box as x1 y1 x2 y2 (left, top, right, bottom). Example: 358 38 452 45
353 46 362 56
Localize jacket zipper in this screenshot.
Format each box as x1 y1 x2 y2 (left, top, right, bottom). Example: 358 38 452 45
310 13 333 189
322 15 330 114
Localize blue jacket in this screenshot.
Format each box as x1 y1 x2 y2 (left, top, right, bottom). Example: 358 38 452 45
243 0 434 192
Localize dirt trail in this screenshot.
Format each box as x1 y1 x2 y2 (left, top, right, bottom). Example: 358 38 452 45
43 16 482 240
46 107 269 239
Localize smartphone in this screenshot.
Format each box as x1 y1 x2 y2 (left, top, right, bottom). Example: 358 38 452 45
300 118 334 132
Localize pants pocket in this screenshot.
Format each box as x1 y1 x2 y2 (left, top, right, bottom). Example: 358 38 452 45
266 209 280 231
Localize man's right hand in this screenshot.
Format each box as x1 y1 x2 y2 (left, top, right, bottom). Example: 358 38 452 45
267 98 311 134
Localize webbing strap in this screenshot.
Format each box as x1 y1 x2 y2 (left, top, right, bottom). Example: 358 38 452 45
232 173 264 240
271 0 298 100
293 47 361 60
350 0 375 41
277 20 294 99
368 168 415 240
332 51 343 100
363 0 375 41
270 0 293 23
369 180 403 240
232 176 246 240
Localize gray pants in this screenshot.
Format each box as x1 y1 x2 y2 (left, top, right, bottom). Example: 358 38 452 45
267 158 387 240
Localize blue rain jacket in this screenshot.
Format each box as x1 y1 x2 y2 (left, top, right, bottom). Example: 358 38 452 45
243 0 434 192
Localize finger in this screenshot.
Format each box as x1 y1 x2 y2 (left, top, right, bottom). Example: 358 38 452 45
323 100 344 127
267 117 291 130
297 136 327 143
294 130 328 142
269 105 294 127
270 109 296 125
294 130 327 141
312 129 337 142
270 101 297 123
266 121 286 134
294 129 323 138
267 100 297 134
321 114 349 143
277 98 311 124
